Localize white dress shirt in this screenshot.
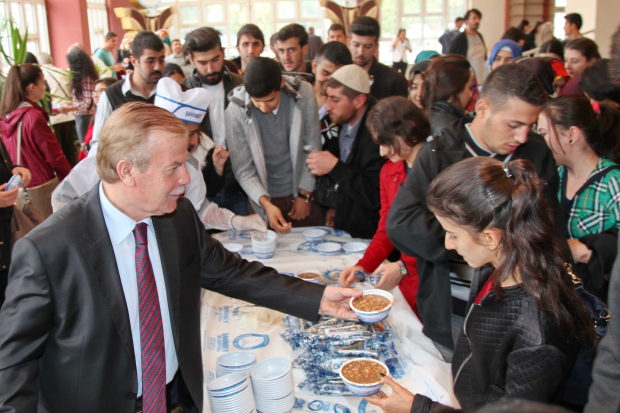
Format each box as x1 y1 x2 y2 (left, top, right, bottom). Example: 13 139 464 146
92 74 157 146
99 183 178 396
203 82 226 148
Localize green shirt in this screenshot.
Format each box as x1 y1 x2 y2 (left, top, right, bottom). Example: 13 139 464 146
94 48 117 79
559 157 620 239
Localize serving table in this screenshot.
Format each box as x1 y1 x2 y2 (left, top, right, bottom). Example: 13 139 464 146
200 227 458 412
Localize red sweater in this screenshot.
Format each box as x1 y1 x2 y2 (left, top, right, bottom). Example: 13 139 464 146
357 160 419 314
0 100 71 187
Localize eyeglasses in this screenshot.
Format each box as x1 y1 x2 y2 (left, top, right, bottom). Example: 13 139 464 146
94 89 106 95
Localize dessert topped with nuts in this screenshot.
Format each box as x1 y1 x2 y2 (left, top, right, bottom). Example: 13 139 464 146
341 359 387 384
352 294 391 312
297 272 320 279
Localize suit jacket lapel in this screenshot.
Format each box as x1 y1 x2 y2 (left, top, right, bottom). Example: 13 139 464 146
81 187 136 369
153 216 181 351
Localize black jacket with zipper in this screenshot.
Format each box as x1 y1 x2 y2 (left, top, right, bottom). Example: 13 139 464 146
429 101 472 137
411 265 581 412
387 118 568 348
322 97 385 239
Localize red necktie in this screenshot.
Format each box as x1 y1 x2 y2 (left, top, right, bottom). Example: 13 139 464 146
134 223 166 413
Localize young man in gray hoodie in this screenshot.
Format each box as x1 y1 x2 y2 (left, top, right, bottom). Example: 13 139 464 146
226 57 323 233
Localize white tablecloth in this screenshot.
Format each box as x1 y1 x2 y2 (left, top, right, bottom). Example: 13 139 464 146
201 227 458 412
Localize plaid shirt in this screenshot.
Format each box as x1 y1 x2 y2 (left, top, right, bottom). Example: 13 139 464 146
72 77 96 116
559 157 620 239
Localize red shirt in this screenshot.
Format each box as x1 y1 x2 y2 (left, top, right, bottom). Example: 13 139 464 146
0 100 71 187
357 160 419 315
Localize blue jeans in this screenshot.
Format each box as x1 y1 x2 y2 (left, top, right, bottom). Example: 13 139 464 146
207 193 249 216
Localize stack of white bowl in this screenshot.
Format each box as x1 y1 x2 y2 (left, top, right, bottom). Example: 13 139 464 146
207 372 256 413
216 352 257 377
250 358 295 413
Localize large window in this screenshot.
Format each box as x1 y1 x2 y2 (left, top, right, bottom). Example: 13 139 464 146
0 0 50 62
161 0 465 62
163 0 328 59
379 0 465 63
87 0 110 52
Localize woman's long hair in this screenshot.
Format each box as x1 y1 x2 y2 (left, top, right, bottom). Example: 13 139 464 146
421 55 471 118
67 49 99 100
0 64 43 117
427 157 598 350
541 95 620 163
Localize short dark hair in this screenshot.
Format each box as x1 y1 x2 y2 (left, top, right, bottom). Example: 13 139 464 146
270 33 278 47
236 24 265 47
316 41 352 66
481 63 549 109
94 77 119 88
105 32 117 40
455 17 464 23
564 13 583 30
171 39 181 44
163 63 185 78
566 37 601 61
366 96 430 153
244 57 282 98
130 31 164 60
329 23 346 34
502 27 526 43
184 27 222 56
539 38 564 60
350 16 380 41
326 77 363 101
464 8 482 20
581 59 620 104
277 24 308 47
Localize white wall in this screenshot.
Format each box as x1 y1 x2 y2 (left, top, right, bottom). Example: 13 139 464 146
468 0 506 53
565 0 620 58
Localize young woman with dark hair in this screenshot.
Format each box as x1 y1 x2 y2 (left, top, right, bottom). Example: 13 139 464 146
339 97 429 313
581 59 620 105
67 48 99 143
422 55 474 136
538 95 620 300
0 64 71 190
560 38 601 96
365 157 596 413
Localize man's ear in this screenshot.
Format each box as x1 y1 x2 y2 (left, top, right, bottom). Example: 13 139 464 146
353 93 367 110
116 160 137 187
130 54 138 68
302 44 309 56
312 59 317 75
475 98 489 119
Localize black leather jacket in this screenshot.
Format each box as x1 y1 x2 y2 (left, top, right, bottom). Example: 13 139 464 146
429 101 472 137
411 266 581 412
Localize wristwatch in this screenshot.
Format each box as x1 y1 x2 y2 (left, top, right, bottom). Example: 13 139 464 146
397 260 408 276
297 192 311 203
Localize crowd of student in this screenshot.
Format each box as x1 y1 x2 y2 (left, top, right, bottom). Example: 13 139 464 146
0 7 620 413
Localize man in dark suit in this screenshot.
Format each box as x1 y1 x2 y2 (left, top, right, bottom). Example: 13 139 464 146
0 102 361 413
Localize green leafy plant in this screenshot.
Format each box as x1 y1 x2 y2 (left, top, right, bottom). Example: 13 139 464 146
0 18 29 66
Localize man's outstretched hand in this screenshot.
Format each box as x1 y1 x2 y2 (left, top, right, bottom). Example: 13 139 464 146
319 286 363 319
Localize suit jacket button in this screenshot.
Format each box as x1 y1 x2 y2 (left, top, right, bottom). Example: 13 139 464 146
127 392 137 399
